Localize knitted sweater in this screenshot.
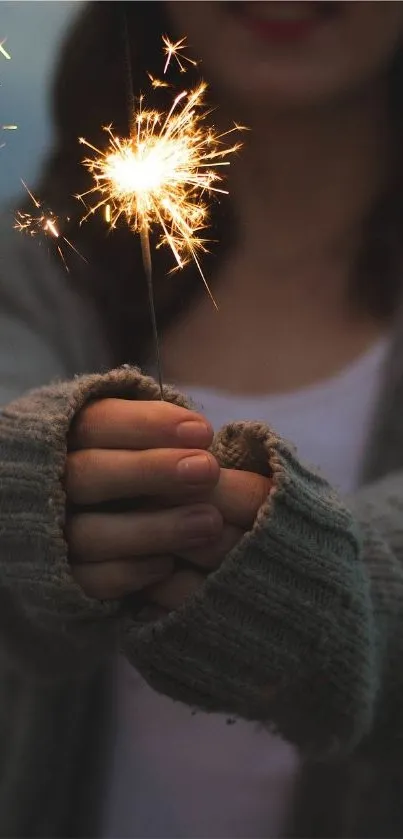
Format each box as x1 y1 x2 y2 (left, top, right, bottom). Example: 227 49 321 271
1 219 403 837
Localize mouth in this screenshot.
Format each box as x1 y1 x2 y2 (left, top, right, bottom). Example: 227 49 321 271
228 2 341 42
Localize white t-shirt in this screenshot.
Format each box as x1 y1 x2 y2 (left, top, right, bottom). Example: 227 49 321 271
103 338 388 839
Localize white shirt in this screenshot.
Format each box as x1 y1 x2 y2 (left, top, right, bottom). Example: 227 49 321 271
103 338 388 839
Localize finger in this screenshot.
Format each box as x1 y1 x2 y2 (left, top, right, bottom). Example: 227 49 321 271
66 448 219 505
175 523 244 569
67 503 223 563
210 469 272 529
69 398 213 452
148 569 204 610
71 556 174 600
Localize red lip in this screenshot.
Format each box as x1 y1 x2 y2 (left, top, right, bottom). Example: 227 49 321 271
241 14 319 42
231 2 339 44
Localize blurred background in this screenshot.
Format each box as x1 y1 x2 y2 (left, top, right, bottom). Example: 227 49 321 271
1 1 82 207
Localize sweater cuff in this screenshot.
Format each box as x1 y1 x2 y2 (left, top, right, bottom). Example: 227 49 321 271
125 421 376 757
0 366 189 677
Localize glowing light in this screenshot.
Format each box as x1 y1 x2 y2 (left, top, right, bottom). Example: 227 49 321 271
1 40 16 145
0 125 18 150
79 82 243 302
78 33 244 396
0 40 11 60
15 181 85 272
162 35 197 75
147 73 170 90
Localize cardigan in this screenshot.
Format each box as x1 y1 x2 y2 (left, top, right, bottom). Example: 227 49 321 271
1 217 403 837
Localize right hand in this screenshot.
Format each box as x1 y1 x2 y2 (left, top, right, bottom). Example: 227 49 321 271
65 398 223 600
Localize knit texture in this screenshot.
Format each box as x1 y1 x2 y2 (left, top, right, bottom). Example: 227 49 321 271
2 220 403 836
0 367 188 676
127 421 374 758
0 365 388 762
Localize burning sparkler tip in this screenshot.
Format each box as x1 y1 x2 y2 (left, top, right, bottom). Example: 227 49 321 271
77 31 244 319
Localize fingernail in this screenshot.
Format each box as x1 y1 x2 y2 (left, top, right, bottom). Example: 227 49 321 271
177 420 212 445
180 510 221 543
177 453 213 484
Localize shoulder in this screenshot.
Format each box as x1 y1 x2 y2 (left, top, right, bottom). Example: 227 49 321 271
0 209 84 318
0 210 111 391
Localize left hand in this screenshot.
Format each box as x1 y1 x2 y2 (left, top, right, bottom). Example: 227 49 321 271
144 468 271 615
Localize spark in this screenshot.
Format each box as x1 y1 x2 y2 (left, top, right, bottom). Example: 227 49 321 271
15 181 86 272
0 124 17 150
78 34 244 396
1 40 16 145
147 72 170 90
78 82 243 303
0 40 11 60
162 35 197 75
0 126 18 151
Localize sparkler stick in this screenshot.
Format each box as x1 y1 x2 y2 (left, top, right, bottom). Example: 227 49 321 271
140 226 164 395
78 37 244 397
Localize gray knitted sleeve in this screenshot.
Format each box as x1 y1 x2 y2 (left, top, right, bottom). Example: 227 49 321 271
0 367 401 761
0 367 187 675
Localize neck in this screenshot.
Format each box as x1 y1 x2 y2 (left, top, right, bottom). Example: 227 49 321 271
162 84 393 395
223 82 392 310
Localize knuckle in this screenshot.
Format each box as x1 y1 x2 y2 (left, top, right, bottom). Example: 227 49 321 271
249 475 270 514
65 449 97 503
207 453 220 484
73 558 168 601
131 449 147 486
161 401 197 421
72 565 120 600
94 565 131 599
70 399 110 448
66 513 96 561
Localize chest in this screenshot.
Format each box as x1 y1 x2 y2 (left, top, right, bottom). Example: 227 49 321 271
161 288 389 397
163 335 389 494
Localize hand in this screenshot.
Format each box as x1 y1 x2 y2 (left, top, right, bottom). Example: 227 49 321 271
146 467 272 614
65 398 223 600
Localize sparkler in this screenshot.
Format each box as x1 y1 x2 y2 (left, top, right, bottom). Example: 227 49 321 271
147 73 170 90
0 124 17 150
1 39 17 145
15 181 85 272
162 35 197 74
0 40 11 60
78 37 244 396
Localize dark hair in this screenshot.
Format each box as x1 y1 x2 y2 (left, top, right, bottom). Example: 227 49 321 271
37 1 403 366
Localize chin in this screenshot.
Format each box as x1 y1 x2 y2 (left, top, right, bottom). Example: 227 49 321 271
167 1 403 117
209 65 362 119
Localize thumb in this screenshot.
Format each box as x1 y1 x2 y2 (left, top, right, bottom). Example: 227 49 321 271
210 468 272 530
